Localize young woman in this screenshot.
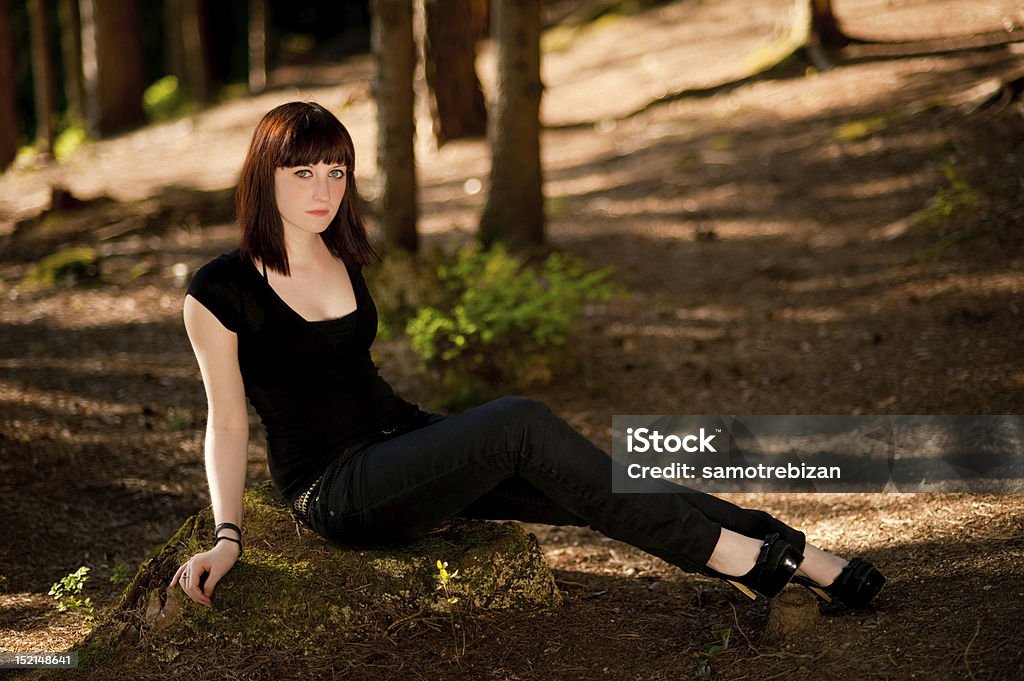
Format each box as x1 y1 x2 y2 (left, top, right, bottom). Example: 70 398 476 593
169 101 884 611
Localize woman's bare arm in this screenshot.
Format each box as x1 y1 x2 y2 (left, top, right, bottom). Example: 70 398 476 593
168 294 249 606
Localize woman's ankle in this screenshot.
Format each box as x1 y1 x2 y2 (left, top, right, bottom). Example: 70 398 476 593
794 544 848 586
705 529 763 577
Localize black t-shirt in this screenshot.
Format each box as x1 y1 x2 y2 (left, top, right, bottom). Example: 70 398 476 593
186 249 426 503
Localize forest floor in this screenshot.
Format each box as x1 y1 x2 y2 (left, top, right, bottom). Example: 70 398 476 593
1 0 1024 679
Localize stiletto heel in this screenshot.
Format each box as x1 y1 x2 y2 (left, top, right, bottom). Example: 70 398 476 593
704 533 804 600
793 557 885 608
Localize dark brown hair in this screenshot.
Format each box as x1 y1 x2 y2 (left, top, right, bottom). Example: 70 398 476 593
237 101 377 275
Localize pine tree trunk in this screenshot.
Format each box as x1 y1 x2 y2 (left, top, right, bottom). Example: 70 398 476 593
479 0 544 250
248 0 267 93
0 0 19 170
809 0 849 49
166 0 213 102
422 0 488 146
80 0 145 136
59 0 86 125
28 0 58 154
371 0 418 252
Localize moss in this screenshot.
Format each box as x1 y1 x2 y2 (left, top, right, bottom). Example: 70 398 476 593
49 481 560 678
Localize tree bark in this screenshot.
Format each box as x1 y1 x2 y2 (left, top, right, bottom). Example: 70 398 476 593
28 0 58 154
809 0 849 49
248 0 267 93
479 0 544 250
421 0 488 146
371 0 419 252
171 0 213 102
80 0 145 136
59 0 86 125
0 0 19 169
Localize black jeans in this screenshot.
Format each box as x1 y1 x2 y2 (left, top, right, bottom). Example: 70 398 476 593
308 396 805 574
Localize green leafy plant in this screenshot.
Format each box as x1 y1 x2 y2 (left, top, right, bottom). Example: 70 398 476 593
19 247 100 289
705 627 731 657
109 563 131 586
405 244 620 407
143 75 194 122
913 160 984 258
434 560 464 658
53 124 90 162
48 566 94 619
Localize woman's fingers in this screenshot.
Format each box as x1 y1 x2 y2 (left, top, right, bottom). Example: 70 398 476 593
169 561 187 588
169 558 213 607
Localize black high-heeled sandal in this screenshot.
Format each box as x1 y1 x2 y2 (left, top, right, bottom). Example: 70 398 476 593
703 533 804 600
793 557 885 608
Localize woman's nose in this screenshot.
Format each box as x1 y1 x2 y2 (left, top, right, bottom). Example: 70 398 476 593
312 175 329 201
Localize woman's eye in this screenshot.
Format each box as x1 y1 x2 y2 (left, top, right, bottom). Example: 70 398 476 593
295 169 312 178
330 169 346 179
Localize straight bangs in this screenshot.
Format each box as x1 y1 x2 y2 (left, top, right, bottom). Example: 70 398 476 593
239 101 377 276
271 115 354 170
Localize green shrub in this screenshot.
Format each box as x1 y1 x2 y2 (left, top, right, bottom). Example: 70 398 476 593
406 244 619 408
19 247 100 289
143 75 188 122
49 566 94 619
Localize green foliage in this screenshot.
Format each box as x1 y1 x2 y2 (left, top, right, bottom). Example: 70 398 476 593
143 75 190 122
53 125 90 162
405 244 619 407
19 247 100 289
434 560 459 605
48 566 94 619
913 160 984 258
705 627 731 657
434 559 464 658
109 563 131 586
833 115 888 142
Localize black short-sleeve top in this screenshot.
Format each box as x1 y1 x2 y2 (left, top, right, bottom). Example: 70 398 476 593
186 250 425 503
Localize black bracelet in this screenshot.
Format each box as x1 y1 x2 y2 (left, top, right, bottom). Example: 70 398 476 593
215 522 242 538
214 535 243 557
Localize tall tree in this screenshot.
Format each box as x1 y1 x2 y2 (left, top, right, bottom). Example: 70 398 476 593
421 0 488 146
80 0 145 136
0 0 18 169
166 0 213 103
479 0 544 249
28 0 58 154
248 0 267 93
58 0 86 125
371 0 418 252
809 0 849 50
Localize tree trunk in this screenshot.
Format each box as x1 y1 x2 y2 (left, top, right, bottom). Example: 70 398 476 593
371 0 418 252
809 0 849 49
166 0 213 102
248 0 267 93
28 0 58 154
479 0 544 250
421 0 488 146
80 0 145 136
0 0 19 170
59 0 86 126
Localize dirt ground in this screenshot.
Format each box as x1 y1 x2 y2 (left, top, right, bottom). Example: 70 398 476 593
1 0 1023 679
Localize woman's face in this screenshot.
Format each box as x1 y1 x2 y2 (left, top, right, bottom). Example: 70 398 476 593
273 162 347 236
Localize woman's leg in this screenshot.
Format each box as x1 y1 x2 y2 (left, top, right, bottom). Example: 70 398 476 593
311 396 804 574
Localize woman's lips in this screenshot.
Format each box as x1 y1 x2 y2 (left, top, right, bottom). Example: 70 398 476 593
306 209 329 216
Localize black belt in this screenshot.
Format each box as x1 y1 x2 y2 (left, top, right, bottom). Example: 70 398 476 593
292 474 323 525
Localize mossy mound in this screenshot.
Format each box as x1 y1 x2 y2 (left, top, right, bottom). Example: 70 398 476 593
37 481 560 679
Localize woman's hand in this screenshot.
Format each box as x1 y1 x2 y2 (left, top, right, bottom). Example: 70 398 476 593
168 541 240 608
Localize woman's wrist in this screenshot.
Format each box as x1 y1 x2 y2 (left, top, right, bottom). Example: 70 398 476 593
213 522 243 557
